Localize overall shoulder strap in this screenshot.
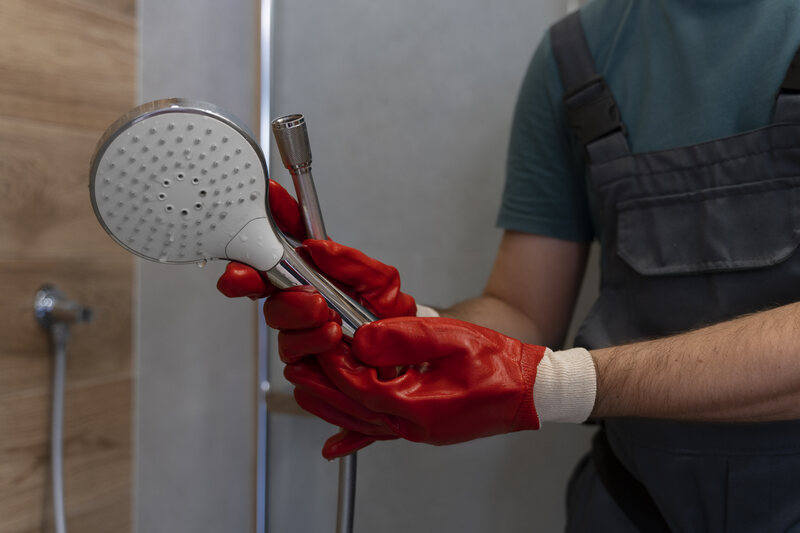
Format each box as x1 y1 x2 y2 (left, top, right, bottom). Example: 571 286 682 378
773 45 800 123
550 12 629 162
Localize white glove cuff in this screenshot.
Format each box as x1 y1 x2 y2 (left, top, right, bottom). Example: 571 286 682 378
533 347 596 424
415 304 440 317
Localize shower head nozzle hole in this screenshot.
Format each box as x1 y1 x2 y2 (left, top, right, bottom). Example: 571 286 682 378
181 208 190 217
193 202 203 211
177 172 185 180
199 189 208 197
165 204 174 213
191 177 200 185
162 179 171 187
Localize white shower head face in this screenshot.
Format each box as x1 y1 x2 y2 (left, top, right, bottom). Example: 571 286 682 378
90 100 284 271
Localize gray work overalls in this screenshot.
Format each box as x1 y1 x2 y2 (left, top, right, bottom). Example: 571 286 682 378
551 13 800 532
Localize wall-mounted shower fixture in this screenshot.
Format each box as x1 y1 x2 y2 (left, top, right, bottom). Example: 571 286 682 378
34 285 93 533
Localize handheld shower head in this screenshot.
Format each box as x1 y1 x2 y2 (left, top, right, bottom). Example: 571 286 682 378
90 99 375 337
90 99 282 270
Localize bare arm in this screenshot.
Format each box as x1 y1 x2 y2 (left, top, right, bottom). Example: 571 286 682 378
441 230 589 347
591 301 800 422
437 233 800 423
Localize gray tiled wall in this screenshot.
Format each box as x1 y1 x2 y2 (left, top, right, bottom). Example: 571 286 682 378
266 1 595 532
137 2 257 532
137 0 597 531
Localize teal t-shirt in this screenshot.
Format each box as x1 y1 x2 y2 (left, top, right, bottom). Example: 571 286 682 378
497 0 800 242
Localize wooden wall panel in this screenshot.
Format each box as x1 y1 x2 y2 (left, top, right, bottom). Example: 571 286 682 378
0 0 136 532
0 0 136 131
0 380 132 533
0 119 129 261
65 0 136 20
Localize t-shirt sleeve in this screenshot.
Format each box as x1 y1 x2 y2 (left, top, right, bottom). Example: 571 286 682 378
496 32 594 243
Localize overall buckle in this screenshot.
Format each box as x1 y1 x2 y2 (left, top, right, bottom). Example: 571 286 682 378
563 75 627 146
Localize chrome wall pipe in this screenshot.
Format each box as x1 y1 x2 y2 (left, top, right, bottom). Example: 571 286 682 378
34 285 93 533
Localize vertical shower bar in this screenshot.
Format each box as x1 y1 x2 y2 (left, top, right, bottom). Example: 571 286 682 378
257 0 274 532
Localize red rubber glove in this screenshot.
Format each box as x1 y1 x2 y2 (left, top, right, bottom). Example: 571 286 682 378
284 317 546 458
262 241 417 457
216 180 417 457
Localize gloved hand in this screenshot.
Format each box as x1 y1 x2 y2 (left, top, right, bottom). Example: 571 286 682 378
216 180 417 321
262 240 419 457
216 179 419 456
285 317 542 454
263 240 418 361
285 316 597 459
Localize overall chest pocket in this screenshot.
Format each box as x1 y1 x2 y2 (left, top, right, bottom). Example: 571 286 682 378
616 177 800 276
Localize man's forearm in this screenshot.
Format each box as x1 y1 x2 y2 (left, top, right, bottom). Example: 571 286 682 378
439 295 548 345
591 302 800 422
